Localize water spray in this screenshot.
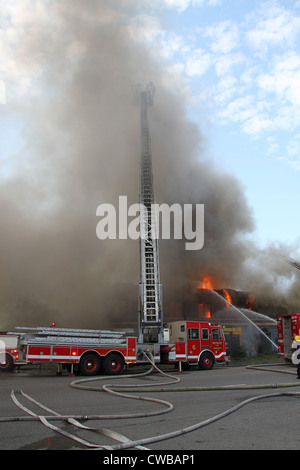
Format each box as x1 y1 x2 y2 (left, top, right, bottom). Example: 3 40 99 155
198 282 278 350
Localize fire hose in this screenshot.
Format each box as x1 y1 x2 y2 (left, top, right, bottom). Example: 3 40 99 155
2 354 300 449
70 353 300 393
68 353 300 450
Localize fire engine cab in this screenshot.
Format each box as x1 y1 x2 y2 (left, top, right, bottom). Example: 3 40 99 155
167 321 227 370
277 313 300 362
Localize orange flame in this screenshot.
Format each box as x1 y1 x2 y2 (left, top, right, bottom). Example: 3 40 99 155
246 294 255 310
198 303 211 319
223 289 232 309
198 275 214 290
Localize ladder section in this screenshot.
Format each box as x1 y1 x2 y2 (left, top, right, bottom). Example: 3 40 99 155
135 83 163 344
10 326 129 346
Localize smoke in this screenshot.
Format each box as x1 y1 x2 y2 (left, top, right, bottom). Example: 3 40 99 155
0 0 299 329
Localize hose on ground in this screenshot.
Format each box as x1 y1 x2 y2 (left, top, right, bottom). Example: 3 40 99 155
10 388 148 449
3 355 300 449
70 349 180 392
246 363 297 375
108 390 300 450
70 357 300 393
69 356 300 450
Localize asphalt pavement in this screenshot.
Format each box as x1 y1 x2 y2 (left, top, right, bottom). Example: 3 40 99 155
0 362 300 452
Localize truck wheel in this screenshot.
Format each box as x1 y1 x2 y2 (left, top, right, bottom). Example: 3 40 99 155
0 354 14 372
79 353 101 376
103 353 124 375
198 352 214 370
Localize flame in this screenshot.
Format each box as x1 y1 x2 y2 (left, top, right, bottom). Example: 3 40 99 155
198 276 233 312
205 304 211 318
197 275 214 319
223 289 232 309
246 294 255 310
198 275 214 290
198 303 211 319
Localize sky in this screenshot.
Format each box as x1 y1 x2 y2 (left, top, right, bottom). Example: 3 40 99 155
126 0 300 250
0 0 299 251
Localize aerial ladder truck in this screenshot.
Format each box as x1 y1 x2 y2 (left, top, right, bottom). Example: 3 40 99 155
134 82 164 346
0 84 228 375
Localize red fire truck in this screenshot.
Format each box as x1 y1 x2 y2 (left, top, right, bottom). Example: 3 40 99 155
167 321 227 370
277 313 300 362
0 320 228 375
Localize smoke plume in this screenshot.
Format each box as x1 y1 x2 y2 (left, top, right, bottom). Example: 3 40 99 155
0 0 299 330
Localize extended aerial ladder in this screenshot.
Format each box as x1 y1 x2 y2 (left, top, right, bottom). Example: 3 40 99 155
134 83 164 345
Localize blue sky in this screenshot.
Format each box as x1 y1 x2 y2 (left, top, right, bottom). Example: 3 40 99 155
129 0 300 250
1 0 300 252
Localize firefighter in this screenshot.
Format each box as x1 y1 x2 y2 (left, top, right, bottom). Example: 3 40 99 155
291 335 300 379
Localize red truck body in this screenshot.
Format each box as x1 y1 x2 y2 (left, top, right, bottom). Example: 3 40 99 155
0 320 228 375
277 313 300 361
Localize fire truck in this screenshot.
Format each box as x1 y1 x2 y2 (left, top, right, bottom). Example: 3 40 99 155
0 84 228 376
0 321 227 375
277 313 300 362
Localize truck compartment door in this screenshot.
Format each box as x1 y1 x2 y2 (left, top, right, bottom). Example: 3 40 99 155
175 342 186 362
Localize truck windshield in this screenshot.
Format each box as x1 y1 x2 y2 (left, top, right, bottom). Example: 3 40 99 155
212 329 222 340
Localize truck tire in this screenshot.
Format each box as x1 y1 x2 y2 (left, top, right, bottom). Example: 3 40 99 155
198 352 214 370
103 353 124 375
0 354 14 372
79 353 101 376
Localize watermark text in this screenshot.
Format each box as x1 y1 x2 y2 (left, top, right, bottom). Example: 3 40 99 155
96 196 204 251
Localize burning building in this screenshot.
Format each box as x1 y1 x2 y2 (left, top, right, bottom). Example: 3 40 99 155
165 275 279 357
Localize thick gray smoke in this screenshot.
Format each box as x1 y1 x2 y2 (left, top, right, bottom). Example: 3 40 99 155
0 0 299 330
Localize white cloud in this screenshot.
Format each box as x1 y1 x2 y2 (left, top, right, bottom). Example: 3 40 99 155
153 0 223 12
287 134 300 157
278 133 300 170
214 52 245 76
214 75 238 104
162 0 191 12
207 0 222 5
265 136 279 155
185 48 213 76
132 0 300 178
182 3 300 146
278 154 300 171
245 3 300 53
257 52 300 106
241 114 274 137
217 95 258 124
160 32 191 59
203 20 239 54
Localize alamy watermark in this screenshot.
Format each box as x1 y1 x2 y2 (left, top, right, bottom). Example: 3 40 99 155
96 196 204 251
